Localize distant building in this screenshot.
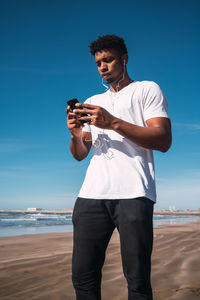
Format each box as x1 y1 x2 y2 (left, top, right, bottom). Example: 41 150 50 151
169 205 176 212
27 208 42 211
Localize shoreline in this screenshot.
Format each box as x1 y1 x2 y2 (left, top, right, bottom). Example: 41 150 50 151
1 211 200 238
1 209 200 215
0 221 200 299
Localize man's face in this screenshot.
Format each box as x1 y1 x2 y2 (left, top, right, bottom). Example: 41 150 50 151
95 49 124 84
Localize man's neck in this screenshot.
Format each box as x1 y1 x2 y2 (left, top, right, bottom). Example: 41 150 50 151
110 75 133 92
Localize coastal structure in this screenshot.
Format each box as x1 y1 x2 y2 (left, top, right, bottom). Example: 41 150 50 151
27 208 43 212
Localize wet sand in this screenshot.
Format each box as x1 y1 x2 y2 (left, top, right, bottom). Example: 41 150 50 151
0 221 200 300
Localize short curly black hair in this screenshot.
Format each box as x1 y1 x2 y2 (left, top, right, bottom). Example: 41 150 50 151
89 34 128 56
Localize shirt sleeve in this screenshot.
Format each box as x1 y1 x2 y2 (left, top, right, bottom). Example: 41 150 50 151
82 97 91 132
143 82 169 122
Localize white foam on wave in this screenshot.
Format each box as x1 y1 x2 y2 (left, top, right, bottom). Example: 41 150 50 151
0 218 37 222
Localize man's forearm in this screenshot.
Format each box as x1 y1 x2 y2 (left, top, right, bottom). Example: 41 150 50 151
111 118 171 152
70 135 89 161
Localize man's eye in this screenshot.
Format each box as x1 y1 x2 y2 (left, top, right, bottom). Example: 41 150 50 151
105 58 112 63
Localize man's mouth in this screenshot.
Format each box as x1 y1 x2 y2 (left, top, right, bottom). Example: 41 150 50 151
102 73 110 79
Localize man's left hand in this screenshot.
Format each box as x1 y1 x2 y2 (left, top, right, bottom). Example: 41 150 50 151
73 103 115 129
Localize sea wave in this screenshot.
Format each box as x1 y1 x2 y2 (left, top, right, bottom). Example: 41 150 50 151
0 212 200 236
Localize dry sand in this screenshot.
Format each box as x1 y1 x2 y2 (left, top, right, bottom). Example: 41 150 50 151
0 221 200 300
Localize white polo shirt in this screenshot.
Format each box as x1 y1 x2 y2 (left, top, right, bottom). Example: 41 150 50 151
78 81 169 202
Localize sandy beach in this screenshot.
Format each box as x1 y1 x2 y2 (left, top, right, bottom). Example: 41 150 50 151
0 221 200 300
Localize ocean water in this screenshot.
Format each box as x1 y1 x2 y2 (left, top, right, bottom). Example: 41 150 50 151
0 212 73 237
0 211 200 237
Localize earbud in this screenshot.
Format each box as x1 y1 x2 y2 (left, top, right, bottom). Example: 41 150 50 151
123 60 126 65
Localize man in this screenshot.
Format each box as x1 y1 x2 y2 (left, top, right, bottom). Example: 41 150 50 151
66 34 171 300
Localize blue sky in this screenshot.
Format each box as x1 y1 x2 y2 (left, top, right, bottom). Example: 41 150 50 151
0 0 200 210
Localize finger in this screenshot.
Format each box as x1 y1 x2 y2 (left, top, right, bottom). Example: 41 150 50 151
75 103 97 109
67 106 77 116
67 119 83 129
66 106 70 114
73 108 94 114
68 118 77 124
78 116 93 123
67 112 79 119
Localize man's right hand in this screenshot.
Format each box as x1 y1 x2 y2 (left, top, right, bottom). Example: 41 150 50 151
66 106 83 138
66 106 92 161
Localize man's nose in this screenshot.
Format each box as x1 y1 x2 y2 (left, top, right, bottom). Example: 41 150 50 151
100 62 108 72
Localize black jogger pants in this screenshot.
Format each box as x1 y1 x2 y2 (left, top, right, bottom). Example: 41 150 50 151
72 197 154 300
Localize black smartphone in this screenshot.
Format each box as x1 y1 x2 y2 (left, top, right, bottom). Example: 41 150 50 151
67 98 89 123
67 98 79 111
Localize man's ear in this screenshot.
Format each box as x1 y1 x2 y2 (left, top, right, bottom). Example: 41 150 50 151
122 53 128 64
